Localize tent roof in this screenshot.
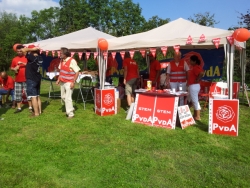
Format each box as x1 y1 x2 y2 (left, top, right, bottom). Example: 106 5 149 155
25 27 116 51
107 18 236 50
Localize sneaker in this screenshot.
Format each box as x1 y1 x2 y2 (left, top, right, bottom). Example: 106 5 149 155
14 109 22 114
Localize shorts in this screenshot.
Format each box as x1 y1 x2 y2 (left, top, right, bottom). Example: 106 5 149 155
26 79 41 97
125 78 137 95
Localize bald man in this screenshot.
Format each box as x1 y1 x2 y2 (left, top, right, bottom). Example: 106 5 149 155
0 72 15 108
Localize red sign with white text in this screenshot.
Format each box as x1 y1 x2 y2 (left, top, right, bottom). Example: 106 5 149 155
178 105 195 129
210 82 240 99
209 99 239 136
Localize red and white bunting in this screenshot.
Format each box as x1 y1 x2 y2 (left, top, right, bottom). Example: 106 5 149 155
150 48 156 57
212 38 221 49
226 36 234 45
103 52 108 60
52 50 55 57
186 35 193 45
129 50 135 59
57 51 61 58
199 34 206 42
46 50 49 56
161 46 168 57
111 52 116 60
71 52 75 57
40 49 43 54
94 52 98 59
140 49 146 57
173 45 180 54
120 51 125 60
86 52 90 60
78 52 83 60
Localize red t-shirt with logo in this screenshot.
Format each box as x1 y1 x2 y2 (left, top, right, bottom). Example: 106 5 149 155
188 65 204 85
0 76 14 90
149 60 161 82
123 58 138 81
11 56 27 82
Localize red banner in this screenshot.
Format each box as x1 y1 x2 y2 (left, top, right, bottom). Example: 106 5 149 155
140 50 146 57
209 99 239 136
86 52 90 60
199 34 206 42
173 45 180 54
111 52 116 60
186 35 193 45
150 48 156 57
129 50 135 59
212 38 221 49
161 46 168 57
57 51 61 58
120 51 125 59
78 52 83 60
71 52 75 57
94 52 98 59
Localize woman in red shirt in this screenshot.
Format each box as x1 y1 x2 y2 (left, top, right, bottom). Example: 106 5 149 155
187 55 204 120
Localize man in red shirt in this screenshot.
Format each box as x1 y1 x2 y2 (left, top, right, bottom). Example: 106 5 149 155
123 52 139 109
148 53 161 88
0 72 15 108
10 44 32 113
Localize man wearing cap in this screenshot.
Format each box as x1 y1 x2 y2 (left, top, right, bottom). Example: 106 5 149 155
56 47 80 119
0 72 15 108
148 53 161 88
166 51 189 105
11 44 32 113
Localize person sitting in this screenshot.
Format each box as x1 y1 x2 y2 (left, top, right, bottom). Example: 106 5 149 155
0 72 15 108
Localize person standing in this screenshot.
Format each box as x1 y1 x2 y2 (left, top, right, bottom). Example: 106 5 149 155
187 55 204 120
21 45 43 117
0 72 15 108
10 44 32 113
56 47 80 119
148 53 161 88
123 52 139 109
166 51 189 105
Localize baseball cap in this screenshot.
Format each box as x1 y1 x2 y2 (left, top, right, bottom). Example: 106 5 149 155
27 44 36 48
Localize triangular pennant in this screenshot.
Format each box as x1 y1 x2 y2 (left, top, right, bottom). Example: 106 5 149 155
120 51 125 60
103 52 108 60
140 50 146 57
111 52 116 60
94 52 98 59
199 34 206 42
160 46 168 57
186 35 193 45
129 50 135 59
173 45 180 54
226 36 234 45
71 52 75 57
52 50 55 57
57 51 61 58
46 50 49 56
78 52 83 60
86 52 90 60
150 48 156 57
40 49 43 54
212 38 221 49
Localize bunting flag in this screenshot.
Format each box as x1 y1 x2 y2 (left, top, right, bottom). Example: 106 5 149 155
57 51 61 58
186 35 193 45
40 49 43 54
160 46 168 57
111 52 116 60
46 50 49 56
86 52 90 60
52 50 55 57
129 50 135 59
149 48 156 57
120 51 125 60
212 38 221 49
199 34 206 42
173 45 180 54
71 52 75 57
226 36 234 45
140 49 146 57
103 52 108 60
78 52 83 60
94 52 98 59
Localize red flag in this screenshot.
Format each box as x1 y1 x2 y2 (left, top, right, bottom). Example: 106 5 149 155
161 46 168 57
226 36 234 45
199 34 206 42
111 52 116 60
40 49 43 54
129 50 135 59
150 48 156 57
120 51 125 60
52 50 55 57
103 52 108 60
212 38 221 49
186 35 193 45
173 45 180 54
57 51 61 58
94 52 98 59
140 50 146 57
78 52 83 60
86 52 90 60
71 52 75 57
46 50 49 56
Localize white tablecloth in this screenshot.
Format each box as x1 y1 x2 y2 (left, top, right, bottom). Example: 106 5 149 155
46 72 96 83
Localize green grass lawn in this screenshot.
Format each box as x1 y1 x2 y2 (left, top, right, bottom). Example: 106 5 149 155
0 81 250 188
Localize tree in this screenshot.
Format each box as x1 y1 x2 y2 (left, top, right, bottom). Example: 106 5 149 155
239 9 250 29
188 12 219 27
141 16 170 32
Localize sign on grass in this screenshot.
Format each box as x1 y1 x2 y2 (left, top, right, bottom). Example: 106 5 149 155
177 105 195 129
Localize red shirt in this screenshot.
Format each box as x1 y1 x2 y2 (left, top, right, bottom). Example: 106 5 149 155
188 65 204 85
11 56 27 82
149 60 161 82
123 58 138 81
0 76 14 90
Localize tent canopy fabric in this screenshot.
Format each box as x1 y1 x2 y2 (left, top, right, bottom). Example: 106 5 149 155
25 27 116 51
106 18 241 50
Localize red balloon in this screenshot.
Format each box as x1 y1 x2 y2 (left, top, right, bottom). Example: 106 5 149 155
13 43 21 51
98 38 108 50
233 28 250 42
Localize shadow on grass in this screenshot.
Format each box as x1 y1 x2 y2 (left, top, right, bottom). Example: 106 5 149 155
193 121 208 132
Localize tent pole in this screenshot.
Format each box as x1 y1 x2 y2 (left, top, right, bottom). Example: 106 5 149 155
229 44 235 99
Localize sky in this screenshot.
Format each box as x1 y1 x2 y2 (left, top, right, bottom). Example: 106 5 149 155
0 0 249 30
